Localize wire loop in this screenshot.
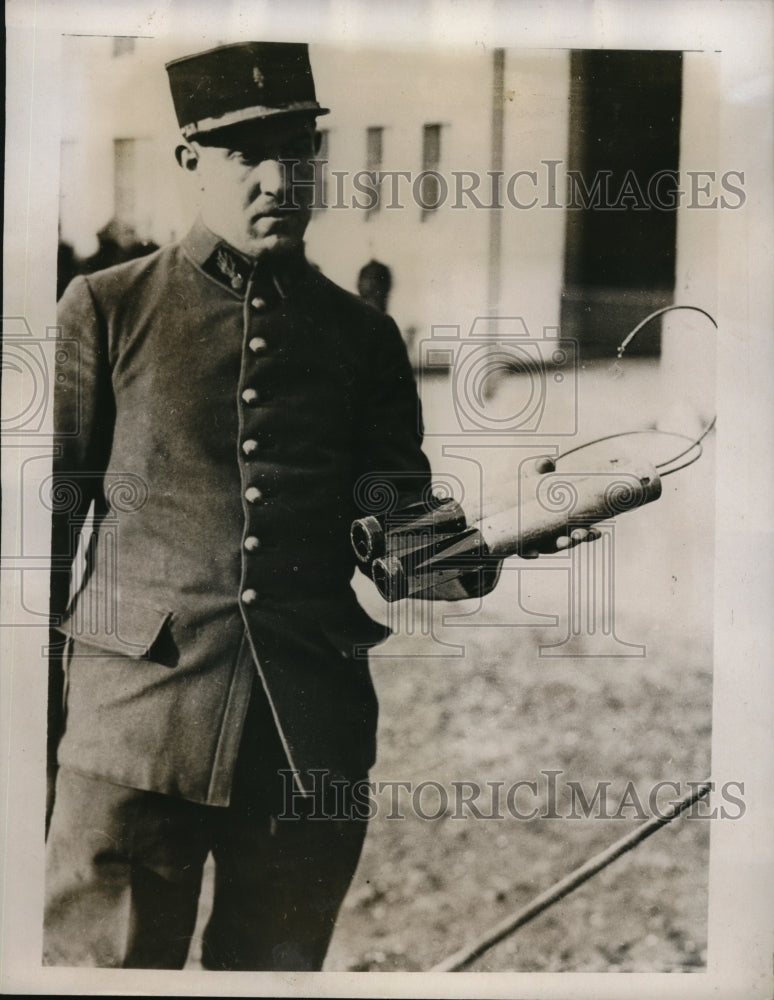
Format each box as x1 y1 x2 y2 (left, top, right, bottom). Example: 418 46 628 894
557 305 717 478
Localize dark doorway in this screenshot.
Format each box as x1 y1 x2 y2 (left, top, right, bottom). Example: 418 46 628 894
561 50 683 357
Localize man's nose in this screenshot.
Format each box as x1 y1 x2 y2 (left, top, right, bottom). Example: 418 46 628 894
253 159 287 200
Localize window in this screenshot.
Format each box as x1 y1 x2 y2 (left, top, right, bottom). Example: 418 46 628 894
112 36 136 57
420 123 443 218
114 139 137 226
113 137 154 239
365 126 384 214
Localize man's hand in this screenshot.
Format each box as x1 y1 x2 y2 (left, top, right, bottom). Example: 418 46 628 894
519 525 602 559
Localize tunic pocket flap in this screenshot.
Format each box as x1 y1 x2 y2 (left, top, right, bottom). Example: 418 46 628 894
56 598 171 659
317 601 392 658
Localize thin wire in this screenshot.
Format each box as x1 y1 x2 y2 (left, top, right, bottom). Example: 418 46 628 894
616 303 717 357
658 415 716 472
557 428 695 463
555 305 717 476
556 428 704 478
659 443 704 477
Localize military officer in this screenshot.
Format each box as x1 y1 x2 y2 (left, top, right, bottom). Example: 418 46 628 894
44 40 496 971
45 40 598 971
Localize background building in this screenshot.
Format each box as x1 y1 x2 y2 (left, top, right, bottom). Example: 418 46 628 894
58 37 718 375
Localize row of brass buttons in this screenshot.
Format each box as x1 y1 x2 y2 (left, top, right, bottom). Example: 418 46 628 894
242 322 269 605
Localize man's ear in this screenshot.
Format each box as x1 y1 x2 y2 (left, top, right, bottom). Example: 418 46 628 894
175 143 199 172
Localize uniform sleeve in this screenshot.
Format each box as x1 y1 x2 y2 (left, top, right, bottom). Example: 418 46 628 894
50 276 115 619
48 277 114 823
353 312 432 507
353 313 499 601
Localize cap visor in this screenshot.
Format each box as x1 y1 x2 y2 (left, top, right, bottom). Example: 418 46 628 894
184 103 329 143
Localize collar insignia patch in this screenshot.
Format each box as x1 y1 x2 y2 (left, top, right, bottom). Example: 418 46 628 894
215 247 247 291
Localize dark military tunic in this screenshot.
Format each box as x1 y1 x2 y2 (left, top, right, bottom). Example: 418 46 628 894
51 218 431 806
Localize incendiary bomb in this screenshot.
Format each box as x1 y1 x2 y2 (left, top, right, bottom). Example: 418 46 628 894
351 455 662 602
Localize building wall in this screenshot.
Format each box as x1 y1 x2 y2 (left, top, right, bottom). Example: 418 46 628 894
57 38 713 375
306 45 495 347
661 52 719 429
57 38 570 357
59 35 189 256
499 48 570 335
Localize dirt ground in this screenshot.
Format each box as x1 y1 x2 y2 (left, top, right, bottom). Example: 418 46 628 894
187 357 715 973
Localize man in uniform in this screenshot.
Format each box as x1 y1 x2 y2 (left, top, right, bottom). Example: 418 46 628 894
45 40 595 971
44 40 492 971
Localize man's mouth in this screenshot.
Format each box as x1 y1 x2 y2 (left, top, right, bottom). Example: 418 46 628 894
250 205 300 226
250 211 291 234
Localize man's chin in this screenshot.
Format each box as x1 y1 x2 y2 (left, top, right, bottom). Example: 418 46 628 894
201 211 307 261
242 229 305 261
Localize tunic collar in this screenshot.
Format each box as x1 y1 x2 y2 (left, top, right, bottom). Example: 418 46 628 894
181 216 308 299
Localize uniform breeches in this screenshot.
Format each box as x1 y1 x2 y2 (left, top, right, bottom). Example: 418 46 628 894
43 681 367 970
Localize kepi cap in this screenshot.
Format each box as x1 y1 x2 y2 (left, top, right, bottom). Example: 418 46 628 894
165 41 329 139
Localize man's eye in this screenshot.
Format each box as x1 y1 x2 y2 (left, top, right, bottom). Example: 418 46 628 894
229 142 313 164
228 150 256 164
